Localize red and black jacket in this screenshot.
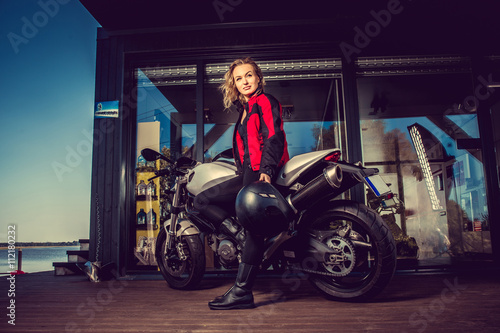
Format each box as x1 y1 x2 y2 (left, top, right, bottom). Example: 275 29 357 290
233 92 289 178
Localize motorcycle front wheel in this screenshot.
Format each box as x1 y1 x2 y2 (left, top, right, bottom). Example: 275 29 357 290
155 228 205 290
306 200 396 301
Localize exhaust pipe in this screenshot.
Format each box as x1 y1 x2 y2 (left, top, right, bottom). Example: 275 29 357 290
287 164 343 213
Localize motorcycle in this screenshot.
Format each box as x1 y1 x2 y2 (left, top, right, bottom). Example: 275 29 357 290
141 147 397 301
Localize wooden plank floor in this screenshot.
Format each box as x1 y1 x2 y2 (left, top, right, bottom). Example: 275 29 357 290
2 268 500 333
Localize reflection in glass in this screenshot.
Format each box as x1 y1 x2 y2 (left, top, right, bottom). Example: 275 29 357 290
136 68 197 159
408 124 444 211
358 74 491 263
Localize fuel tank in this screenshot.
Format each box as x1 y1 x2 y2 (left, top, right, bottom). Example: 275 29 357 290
186 161 239 196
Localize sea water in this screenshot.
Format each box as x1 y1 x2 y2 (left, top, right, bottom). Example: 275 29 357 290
0 246 80 274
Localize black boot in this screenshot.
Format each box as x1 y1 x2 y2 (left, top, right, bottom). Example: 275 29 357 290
208 262 259 310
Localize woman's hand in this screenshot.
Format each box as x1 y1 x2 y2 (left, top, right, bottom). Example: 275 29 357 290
259 173 271 183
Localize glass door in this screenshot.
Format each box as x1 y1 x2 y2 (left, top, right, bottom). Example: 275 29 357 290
133 64 197 269
130 57 344 270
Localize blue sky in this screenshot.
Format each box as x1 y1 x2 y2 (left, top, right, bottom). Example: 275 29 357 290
0 1 99 242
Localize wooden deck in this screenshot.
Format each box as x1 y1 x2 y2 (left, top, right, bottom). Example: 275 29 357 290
2 267 500 333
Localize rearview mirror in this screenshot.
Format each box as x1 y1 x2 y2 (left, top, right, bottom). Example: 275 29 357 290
141 148 174 165
141 148 161 162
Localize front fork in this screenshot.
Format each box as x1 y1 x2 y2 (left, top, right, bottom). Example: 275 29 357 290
165 175 188 253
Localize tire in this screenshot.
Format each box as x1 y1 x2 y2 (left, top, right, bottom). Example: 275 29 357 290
155 228 205 290
306 200 396 301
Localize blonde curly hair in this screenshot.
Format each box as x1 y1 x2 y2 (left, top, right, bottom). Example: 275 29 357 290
219 57 266 110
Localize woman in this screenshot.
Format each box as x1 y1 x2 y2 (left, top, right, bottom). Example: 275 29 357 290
208 57 289 310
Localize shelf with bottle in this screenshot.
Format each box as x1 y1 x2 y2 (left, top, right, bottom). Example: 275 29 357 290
136 208 158 230
134 157 161 267
136 179 158 201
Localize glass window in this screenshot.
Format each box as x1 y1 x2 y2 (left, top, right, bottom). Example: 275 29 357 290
133 64 196 268
202 59 344 161
357 72 491 264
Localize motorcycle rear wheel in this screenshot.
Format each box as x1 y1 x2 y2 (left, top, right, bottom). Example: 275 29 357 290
155 228 205 290
306 200 396 301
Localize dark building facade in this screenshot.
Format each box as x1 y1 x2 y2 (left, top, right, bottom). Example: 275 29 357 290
80 0 500 275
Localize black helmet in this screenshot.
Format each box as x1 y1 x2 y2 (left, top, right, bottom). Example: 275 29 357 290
235 181 294 237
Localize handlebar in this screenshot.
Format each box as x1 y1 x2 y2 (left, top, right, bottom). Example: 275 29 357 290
141 148 195 182
148 169 170 182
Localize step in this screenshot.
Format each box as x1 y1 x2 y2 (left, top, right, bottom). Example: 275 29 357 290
52 240 90 276
66 250 89 263
52 262 85 276
79 239 89 251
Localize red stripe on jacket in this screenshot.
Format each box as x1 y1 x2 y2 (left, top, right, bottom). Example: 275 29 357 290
233 92 289 177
